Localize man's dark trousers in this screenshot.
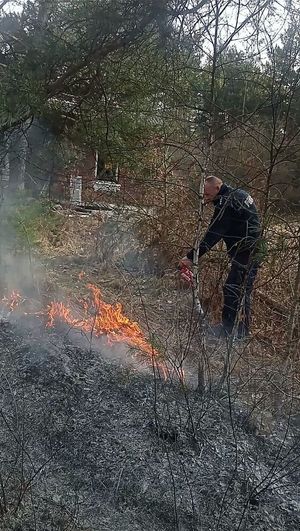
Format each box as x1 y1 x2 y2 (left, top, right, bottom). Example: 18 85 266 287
222 252 259 336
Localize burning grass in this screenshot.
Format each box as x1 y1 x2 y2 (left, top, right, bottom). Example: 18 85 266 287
46 283 160 359
0 280 169 378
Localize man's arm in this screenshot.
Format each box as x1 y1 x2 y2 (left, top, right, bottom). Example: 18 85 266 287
186 203 230 261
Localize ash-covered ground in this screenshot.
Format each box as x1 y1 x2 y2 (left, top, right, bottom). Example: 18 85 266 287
0 315 299 531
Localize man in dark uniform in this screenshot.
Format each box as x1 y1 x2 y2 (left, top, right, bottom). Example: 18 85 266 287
180 176 262 338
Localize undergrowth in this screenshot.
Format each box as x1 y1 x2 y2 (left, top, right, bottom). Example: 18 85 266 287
8 198 65 252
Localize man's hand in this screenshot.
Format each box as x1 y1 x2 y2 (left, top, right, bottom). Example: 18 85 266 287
179 256 193 270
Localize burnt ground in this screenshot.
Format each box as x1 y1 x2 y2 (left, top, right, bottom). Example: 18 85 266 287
0 313 299 531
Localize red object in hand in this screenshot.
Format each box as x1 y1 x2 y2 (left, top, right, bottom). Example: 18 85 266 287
180 265 193 285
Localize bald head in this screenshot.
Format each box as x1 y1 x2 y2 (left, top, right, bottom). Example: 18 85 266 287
204 175 223 202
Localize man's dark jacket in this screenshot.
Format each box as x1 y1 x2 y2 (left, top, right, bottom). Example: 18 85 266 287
187 183 261 262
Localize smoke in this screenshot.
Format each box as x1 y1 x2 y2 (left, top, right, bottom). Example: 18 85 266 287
63 325 150 373
0 196 42 301
0 121 50 321
0 200 155 372
0 172 168 379
96 208 167 277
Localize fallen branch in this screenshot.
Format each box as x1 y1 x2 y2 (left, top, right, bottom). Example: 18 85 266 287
256 290 289 317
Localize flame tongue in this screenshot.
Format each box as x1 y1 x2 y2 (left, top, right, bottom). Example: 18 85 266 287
47 283 157 358
1 283 166 376
1 290 22 311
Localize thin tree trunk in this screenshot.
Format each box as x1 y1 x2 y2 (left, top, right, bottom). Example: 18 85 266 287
286 232 300 357
194 172 206 393
194 0 220 392
8 127 28 193
0 134 10 201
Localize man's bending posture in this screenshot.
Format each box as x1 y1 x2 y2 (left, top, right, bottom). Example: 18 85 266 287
181 176 261 338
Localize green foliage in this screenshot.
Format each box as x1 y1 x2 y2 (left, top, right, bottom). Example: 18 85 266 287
10 199 64 250
254 237 268 264
0 0 174 132
0 0 300 208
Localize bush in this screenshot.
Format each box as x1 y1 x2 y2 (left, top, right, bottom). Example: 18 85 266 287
8 198 64 251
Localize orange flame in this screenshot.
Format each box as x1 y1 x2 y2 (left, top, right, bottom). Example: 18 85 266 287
1 290 22 311
1 284 167 377
47 284 159 358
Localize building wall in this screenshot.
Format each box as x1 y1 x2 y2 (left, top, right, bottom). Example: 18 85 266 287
50 150 159 207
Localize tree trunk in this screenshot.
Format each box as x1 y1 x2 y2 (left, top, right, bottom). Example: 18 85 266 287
286 232 300 358
0 134 10 201
8 128 28 193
